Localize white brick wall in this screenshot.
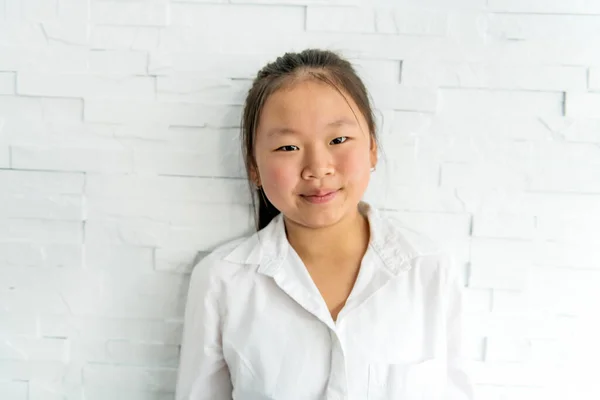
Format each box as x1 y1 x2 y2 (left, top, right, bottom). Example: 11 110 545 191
1 0 599 399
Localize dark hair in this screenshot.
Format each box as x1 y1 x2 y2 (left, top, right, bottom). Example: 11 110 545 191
241 48 379 231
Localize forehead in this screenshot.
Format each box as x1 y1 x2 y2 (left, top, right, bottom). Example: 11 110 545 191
256 79 366 136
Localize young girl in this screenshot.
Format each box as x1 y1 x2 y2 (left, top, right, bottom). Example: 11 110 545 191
175 49 474 399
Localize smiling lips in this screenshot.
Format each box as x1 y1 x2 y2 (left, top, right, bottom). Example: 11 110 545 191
300 189 339 204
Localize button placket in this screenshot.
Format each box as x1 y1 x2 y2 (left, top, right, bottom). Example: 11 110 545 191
326 328 348 399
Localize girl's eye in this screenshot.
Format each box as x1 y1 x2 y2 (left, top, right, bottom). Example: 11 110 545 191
330 136 348 145
276 145 299 152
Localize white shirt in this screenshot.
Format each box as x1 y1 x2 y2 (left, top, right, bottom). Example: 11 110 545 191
175 201 474 400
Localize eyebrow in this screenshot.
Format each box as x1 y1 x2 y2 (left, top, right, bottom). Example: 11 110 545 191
266 117 357 138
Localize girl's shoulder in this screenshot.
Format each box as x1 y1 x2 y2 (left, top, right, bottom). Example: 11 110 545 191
373 208 444 257
372 209 457 277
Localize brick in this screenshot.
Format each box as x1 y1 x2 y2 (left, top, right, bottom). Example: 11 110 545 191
368 83 438 112
485 336 531 363
374 148 440 186
86 201 251 235
133 148 244 178
0 72 15 94
488 0 600 14
170 3 305 33
441 162 530 190
72 388 174 400
0 45 86 72
148 50 271 77
85 206 252 250
364 183 464 213
0 0 21 21
0 265 103 297
536 215 600 244
384 111 434 144
565 92 600 118
91 1 168 26
531 141 600 166
67 337 179 367
350 58 400 86
518 192 600 219
57 0 89 20
439 89 563 116
383 209 471 244
472 213 536 240
0 22 47 46
87 50 148 75
0 289 70 314
0 337 66 361
488 14 600 41
105 340 179 367
307 6 375 33
65 272 187 318
12 146 133 173
0 359 68 382
0 381 28 400
22 0 58 21
0 243 82 268
18 73 155 99
492 290 526 314
39 315 182 344
0 170 84 194
529 267 600 316
478 38 600 66
0 192 82 220
0 219 82 244
85 174 249 203
307 6 447 36
152 28 221 55
464 288 493 313
0 147 8 168
0 314 37 336
156 76 246 104
535 241 600 269
539 116 600 143
590 67 600 91
386 211 470 266
229 0 358 4
155 249 207 274
84 245 154 271
0 96 83 123
91 26 160 50
468 312 559 339
402 62 587 91
82 364 176 392
469 237 533 290
532 162 600 193
29 385 83 400
475 358 550 388
384 123 532 164
84 100 242 126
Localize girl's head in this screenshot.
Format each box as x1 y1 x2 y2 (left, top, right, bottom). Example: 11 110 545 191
242 49 378 231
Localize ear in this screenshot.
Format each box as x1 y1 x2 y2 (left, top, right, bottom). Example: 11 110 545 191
249 165 261 187
369 135 378 168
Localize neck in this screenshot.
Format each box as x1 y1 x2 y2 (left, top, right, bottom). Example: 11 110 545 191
283 206 370 264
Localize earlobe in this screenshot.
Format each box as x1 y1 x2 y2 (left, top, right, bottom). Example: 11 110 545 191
249 167 261 188
369 138 378 168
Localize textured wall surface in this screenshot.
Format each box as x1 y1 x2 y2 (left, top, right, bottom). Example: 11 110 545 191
1 0 599 399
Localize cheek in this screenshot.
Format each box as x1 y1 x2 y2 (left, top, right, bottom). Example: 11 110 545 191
337 148 371 178
261 158 297 190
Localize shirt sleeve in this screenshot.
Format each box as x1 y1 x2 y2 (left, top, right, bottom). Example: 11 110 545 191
441 254 476 400
175 255 233 400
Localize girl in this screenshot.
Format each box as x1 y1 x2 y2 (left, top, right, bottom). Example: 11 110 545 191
175 49 474 399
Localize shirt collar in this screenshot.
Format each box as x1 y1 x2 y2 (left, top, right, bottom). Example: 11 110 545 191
222 201 427 276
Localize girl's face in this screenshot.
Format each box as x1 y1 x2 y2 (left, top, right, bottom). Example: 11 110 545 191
253 79 377 229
